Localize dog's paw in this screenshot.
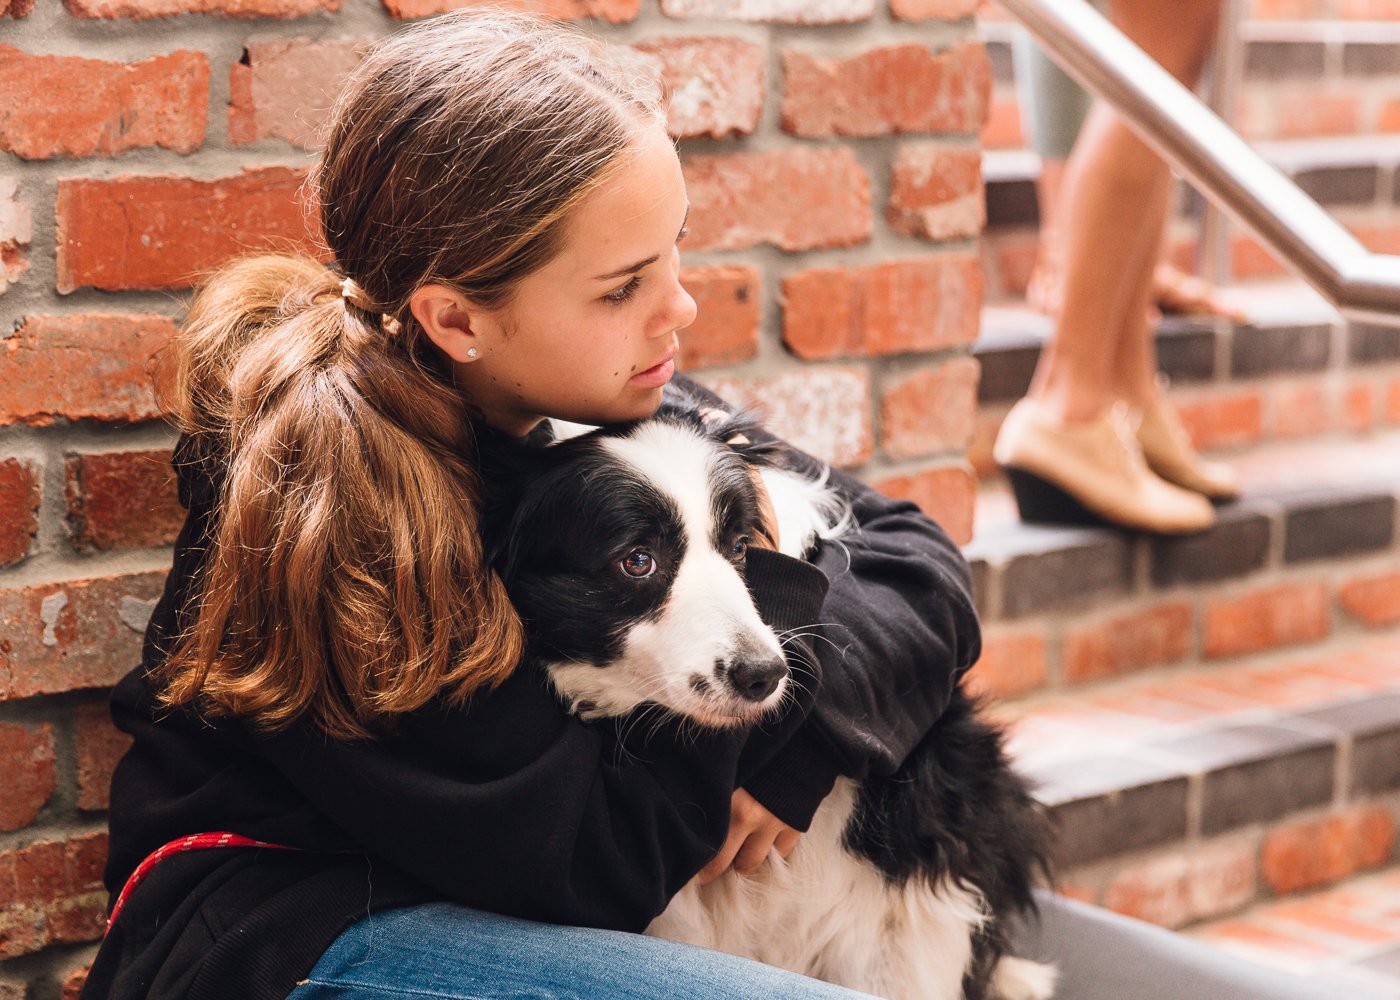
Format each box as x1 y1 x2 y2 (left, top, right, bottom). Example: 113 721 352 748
990 956 1057 1000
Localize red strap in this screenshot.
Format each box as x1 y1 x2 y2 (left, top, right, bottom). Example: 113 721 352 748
106 832 300 935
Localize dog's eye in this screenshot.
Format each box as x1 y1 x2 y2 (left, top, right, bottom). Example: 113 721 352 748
729 535 750 561
619 549 656 578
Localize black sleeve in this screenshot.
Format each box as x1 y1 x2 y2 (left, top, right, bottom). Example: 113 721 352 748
674 375 983 799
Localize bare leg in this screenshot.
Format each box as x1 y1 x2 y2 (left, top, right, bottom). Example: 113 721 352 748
1027 0 1224 424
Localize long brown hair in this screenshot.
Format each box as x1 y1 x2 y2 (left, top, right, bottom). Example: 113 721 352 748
155 10 667 739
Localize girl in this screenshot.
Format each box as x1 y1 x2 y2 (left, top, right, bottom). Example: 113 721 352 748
81 11 978 999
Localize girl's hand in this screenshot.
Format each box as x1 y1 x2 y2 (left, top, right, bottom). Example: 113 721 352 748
696 788 800 884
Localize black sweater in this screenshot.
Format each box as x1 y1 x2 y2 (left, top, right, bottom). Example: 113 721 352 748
80 376 982 1000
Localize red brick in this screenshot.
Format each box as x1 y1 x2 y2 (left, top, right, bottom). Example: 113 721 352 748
683 147 870 252
1102 835 1258 929
1267 380 1330 439
1252 0 1332 15
0 833 108 960
75 702 133 812
982 229 1038 299
55 167 320 293
703 368 872 468
1342 0 1400 15
871 463 976 545
635 37 764 140
1203 580 1331 660
0 47 207 160
0 314 176 427
1339 571 1400 628
979 93 1024 150
678 265 760 371
659 0 873 22
890 0 979 17
1 0 35 16
886 143 984 241
62 963 91 1000
1275 92 1362 140
1062 602 1194 684
1261 806 1395 895
0 981 24 1000
782 255 982 361
1381 98 1400 133
0 722 56 831
1230 233 1289 279
0 457 39 567
0 175 31 294
0 571 168 702
229 38 366 148
1174 391 1263 450
781 39 990 138
963 628 1047 700
1388 375 1400 424
879 356 980 459
66 448 183 553
1343 380 1376 432
385 0 638 18
68 0 339 16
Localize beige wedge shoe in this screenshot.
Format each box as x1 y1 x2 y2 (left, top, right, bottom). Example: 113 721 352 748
993 399 1216 535
1135 394 1241 501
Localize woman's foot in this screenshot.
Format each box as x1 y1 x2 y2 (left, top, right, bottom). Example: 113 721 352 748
1135 393 1241 501
1026 249 1247 323
993 398 1215 534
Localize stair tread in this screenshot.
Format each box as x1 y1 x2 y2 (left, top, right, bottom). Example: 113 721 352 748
1186 865 1400 996
975 425 1400 540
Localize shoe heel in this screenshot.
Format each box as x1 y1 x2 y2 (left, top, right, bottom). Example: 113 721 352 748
1004 466 1110 529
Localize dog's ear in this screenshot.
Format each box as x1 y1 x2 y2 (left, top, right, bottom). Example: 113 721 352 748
474 430 551 576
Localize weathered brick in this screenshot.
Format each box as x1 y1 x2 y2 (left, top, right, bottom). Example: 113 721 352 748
635 37 764 140
659 0 874 22
886 143 984 241
62 963 90 1000
1102 835 1258 930
879 356 980 459
0 722 55 831
229 38 367 148
66 449 183 553
703 368 872 468
980 93 1024 150
890 0 979 17
75 702 133 812
1244 40 1326 80
0 314 176 427
1340 571 1400 628
56 167 319 293
871 463 976 545
1343 0 1400 17
1 175 30 294
0 833 108 960
0 572 168 702
1 0 35 16
385 0 638 17
782 255 982 361
1203 580 1331 660
1274 92 1363 139
782 39 990 138
0 457 39 567
1282 491 1395 564
1261 806 1396 895
677 265 760 371
1388 375 1400 424
1231 322 1331 378
962 627 1047 700
1267 379 1331 439
1149 506 1271 587
1061 601 1193 685
0 47 207 160
682 148 870 252
68 0 339 16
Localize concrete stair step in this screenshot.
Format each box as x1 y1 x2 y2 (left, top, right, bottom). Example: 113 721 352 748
1186 864 1400 997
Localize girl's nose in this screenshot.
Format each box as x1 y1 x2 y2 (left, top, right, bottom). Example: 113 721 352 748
656 269 697 338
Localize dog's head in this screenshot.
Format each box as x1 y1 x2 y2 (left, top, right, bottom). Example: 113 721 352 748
477 390 791 727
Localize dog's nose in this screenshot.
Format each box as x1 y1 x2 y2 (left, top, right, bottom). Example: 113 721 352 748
725 657 787 703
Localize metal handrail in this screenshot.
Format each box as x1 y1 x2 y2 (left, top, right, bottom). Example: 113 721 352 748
998 0 1400 328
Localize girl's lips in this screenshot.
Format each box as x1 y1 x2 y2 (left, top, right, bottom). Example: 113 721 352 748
630 354 676 388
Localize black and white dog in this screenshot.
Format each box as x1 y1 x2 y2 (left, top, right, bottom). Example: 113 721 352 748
479 388 1055 1000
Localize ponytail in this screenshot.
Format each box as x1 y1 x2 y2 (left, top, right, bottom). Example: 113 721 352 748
155 253 525 739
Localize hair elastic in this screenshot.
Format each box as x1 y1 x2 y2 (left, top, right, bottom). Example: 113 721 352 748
339 277 403 336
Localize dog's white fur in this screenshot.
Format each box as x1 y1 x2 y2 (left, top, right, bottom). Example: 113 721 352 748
541 420 1055 1000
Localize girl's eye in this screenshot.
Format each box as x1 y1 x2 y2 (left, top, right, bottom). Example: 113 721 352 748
729 536 749 561
619 548 656 578
603 275 642 306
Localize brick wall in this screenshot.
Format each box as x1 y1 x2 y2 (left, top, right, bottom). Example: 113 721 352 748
0 1 989 993
979 0 1400 296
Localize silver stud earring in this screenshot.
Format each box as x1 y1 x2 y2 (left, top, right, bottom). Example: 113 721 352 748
467 347 479 359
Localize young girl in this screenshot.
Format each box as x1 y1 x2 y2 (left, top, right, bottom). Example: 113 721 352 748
80 11 979 999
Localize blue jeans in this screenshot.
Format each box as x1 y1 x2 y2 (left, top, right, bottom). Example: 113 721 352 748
286 902 879 999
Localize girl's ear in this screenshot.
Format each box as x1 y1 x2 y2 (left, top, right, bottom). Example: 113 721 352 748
409 284 490 364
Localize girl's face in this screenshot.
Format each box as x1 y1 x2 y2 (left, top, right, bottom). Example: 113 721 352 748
451 128 697 436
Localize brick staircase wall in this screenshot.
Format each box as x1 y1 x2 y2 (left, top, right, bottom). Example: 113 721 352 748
979 0 1400 297
0 2 995 995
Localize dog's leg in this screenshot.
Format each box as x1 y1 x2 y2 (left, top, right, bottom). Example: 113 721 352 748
990 956 1057 1000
